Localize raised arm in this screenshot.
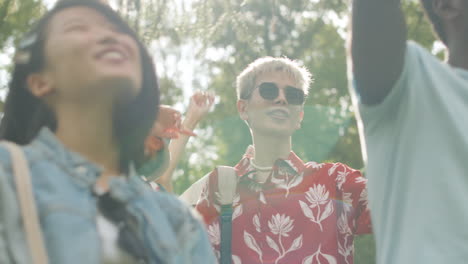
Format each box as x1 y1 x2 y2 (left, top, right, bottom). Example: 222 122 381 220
155 92 214 192
351 0 407 105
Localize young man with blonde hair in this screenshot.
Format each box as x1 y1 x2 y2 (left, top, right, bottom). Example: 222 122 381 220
191 57 371 263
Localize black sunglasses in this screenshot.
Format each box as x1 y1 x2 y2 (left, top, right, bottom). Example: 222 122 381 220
257 82 305 105
97 192 152 263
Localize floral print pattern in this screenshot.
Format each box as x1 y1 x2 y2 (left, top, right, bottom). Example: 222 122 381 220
299 184 335 231
196 147 372 264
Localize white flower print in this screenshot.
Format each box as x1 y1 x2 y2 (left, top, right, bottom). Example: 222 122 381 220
253 214 262 233
355 177 367 184
232 204 243 221
337 213 351 235
232 194 243 220
207 222 220 246
338 240 353 264
336 169 349 189
244 231 263 262
302 244 337 264
342 192 353 213
343 192 353 205
328 163 340 176
232 255 242 264
300 185 334 231
267 214 303 264
259 192 267 204
309 161 324 169
359 188 369 208
233 194 240 206
267 235 281 255
305 184 329 208
271 170 304 197
268 214 294 237
198 182 210 206
337 215 353 264
284 159 299 173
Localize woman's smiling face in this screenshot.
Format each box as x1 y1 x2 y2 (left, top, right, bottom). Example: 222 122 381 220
38 6 142 104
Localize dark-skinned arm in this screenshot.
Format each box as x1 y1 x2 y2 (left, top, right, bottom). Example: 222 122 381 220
351 0 407 105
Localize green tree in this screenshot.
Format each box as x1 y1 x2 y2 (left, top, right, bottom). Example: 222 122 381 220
110 0 187 104
0 0 44 94
0 0 44 50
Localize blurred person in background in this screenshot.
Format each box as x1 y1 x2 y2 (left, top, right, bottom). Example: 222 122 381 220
145 91 214 193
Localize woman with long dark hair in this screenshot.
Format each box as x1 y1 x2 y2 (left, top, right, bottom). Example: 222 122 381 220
0 0 215 263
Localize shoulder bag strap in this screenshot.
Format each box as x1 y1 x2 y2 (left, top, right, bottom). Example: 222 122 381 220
217 165 237 264
3 142 49 264
179 172 210 206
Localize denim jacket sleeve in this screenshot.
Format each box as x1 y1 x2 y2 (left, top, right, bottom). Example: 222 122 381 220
147 190 217 264
189 214 217 263
0 148 33 264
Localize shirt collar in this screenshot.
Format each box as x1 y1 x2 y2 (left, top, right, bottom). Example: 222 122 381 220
235 145 305 183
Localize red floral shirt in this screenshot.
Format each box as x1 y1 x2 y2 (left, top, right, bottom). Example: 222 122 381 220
195 146 371 264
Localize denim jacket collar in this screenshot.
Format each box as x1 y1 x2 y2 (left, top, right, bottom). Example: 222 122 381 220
30 127 147 203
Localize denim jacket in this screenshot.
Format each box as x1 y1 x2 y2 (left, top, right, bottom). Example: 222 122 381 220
0 128 216 264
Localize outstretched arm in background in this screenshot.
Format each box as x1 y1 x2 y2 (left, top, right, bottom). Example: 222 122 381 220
351 0 407 105
155 92 215 192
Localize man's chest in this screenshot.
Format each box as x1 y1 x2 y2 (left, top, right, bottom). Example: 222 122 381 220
224 189 351 264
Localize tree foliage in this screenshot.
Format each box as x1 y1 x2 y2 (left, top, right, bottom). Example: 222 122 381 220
0 0 44 94
0 0 44 50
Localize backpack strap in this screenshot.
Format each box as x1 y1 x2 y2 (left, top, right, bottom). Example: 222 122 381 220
179 172 210 206
3 142 49 264
216 166 237 264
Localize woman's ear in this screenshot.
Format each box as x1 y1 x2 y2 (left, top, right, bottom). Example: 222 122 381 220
237 99 249 121
26 72 54 98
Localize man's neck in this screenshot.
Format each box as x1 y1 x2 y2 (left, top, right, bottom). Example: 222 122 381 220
54 103 121 175
251 133 292 167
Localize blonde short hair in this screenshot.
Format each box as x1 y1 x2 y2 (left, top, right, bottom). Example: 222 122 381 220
236 57 312 100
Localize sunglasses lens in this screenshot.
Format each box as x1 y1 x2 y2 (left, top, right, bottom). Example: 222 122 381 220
258 83 279 100
285 87 305 105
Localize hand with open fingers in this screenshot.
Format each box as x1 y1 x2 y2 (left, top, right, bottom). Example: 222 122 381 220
144 105 195 157
185 91 215 127
157 105 198 138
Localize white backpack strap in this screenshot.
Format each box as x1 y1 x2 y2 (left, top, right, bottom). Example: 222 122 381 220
216 165 237 205
3 142 49 264
179 172 210 206
180 166 238 207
